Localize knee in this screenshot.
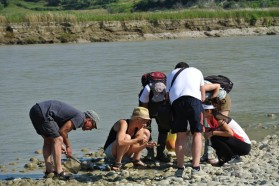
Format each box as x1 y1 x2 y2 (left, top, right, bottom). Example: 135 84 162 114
53 136 63 144
124 134 131 141
143 129 151 139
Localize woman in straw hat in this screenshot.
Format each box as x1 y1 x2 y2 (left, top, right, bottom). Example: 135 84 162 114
104 107 157 170
203 103 251 166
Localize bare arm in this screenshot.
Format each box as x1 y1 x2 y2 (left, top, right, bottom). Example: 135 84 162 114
200 85 206 102
204 83 220 98
116 120 141 146
205 119 234 139
59 120 74 156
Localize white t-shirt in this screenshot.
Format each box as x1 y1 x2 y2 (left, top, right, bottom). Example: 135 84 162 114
166 67 204 103
228 119 251 144
139 85 151 103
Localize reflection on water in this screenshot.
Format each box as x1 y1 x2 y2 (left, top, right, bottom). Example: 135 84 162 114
0 35 278 175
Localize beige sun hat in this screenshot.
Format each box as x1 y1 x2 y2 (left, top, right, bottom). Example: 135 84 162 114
131 107 151 120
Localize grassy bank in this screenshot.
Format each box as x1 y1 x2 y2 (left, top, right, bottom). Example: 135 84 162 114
1 8 279 23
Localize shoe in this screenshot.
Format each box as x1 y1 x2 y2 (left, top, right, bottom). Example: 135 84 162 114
191 168 208 179
110 162 122 171
175 167 185 178
227 155 242 164
143 148 155 162
54 171 71 180
155 153 171 162
200 156 208 163
132 160 149 169
43 171 55 178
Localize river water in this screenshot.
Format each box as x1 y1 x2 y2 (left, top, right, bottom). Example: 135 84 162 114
0 35 278 176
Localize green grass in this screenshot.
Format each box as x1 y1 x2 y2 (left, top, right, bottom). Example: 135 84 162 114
0 0 279 23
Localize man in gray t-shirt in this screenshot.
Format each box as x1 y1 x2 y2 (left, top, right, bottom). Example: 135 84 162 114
29 100 100 179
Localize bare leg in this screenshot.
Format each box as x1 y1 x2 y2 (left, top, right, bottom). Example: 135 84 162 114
128 129 150 161
192 132 202 167
175 132 186 168
112 134 131 163
43 137 54 173
52 136 63 173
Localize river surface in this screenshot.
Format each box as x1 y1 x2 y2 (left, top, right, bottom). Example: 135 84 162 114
0 35 279 177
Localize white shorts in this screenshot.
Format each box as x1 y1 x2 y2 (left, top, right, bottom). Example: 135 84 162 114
104 142 132 163
104 142 115 160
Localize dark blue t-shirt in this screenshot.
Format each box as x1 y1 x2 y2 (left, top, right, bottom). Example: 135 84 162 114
37 100 85 129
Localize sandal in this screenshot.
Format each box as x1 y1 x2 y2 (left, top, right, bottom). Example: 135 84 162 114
54 171 71 180
132 160 148 169
43 171 54 178
111 162 122 171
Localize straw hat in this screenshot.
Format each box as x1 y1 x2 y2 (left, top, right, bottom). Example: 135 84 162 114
131 107 151 120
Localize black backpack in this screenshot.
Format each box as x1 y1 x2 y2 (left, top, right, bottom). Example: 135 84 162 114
204 75 233 93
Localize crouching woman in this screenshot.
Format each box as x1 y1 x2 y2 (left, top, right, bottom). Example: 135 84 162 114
203 104 251 166
104 107 157 170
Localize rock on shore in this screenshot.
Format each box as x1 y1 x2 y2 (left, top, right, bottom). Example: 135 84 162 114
0 17 279 45
1 134 278 186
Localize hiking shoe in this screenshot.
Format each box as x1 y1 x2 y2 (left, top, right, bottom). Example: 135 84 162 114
143 154 155 162
226 155 242 165
143 148 155 162
200 156 208 163
191 168 208 179
175 167 185 178
155 153 171 162
54 171 72 180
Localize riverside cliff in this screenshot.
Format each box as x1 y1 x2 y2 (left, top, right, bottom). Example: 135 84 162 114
0 17 279 45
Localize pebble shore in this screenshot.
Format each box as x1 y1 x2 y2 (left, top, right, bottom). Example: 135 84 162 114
0 134 278 186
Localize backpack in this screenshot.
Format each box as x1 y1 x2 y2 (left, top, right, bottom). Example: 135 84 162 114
204 75 233 93
141 71 166 87
139 72 167 117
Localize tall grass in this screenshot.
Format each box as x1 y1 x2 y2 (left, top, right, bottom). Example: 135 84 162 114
1 8 279 23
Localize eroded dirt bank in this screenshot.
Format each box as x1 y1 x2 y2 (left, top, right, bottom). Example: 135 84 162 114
0 17 279 45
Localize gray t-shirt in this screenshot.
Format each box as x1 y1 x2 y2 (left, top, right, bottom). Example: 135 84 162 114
38 100 85 129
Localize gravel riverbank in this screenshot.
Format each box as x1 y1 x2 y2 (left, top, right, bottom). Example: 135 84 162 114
1 133 278 186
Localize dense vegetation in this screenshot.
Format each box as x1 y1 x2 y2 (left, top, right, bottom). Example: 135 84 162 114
0 0 279 23
1 0 279 12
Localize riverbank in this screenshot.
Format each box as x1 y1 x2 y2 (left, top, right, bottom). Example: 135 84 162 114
0 17 279 45
1 131 278 185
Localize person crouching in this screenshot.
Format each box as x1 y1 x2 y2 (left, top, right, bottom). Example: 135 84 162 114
203 103 251 166
103 107 157 170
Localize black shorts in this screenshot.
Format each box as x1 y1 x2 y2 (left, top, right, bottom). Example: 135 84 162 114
171 96 204 134
29 104 60 138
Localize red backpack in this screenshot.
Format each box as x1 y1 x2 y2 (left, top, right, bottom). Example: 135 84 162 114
141 72 166 87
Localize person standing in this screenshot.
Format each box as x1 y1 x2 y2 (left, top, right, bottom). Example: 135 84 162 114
166 62 205 176
139 72 171 162
29 100 99 179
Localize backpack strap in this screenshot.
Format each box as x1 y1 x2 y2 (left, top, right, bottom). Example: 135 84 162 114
169 67 186 91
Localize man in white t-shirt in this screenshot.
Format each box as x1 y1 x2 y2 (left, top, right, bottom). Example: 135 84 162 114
166 62 205 176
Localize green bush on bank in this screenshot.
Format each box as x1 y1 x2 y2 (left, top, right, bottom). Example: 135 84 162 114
1 8 279 23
